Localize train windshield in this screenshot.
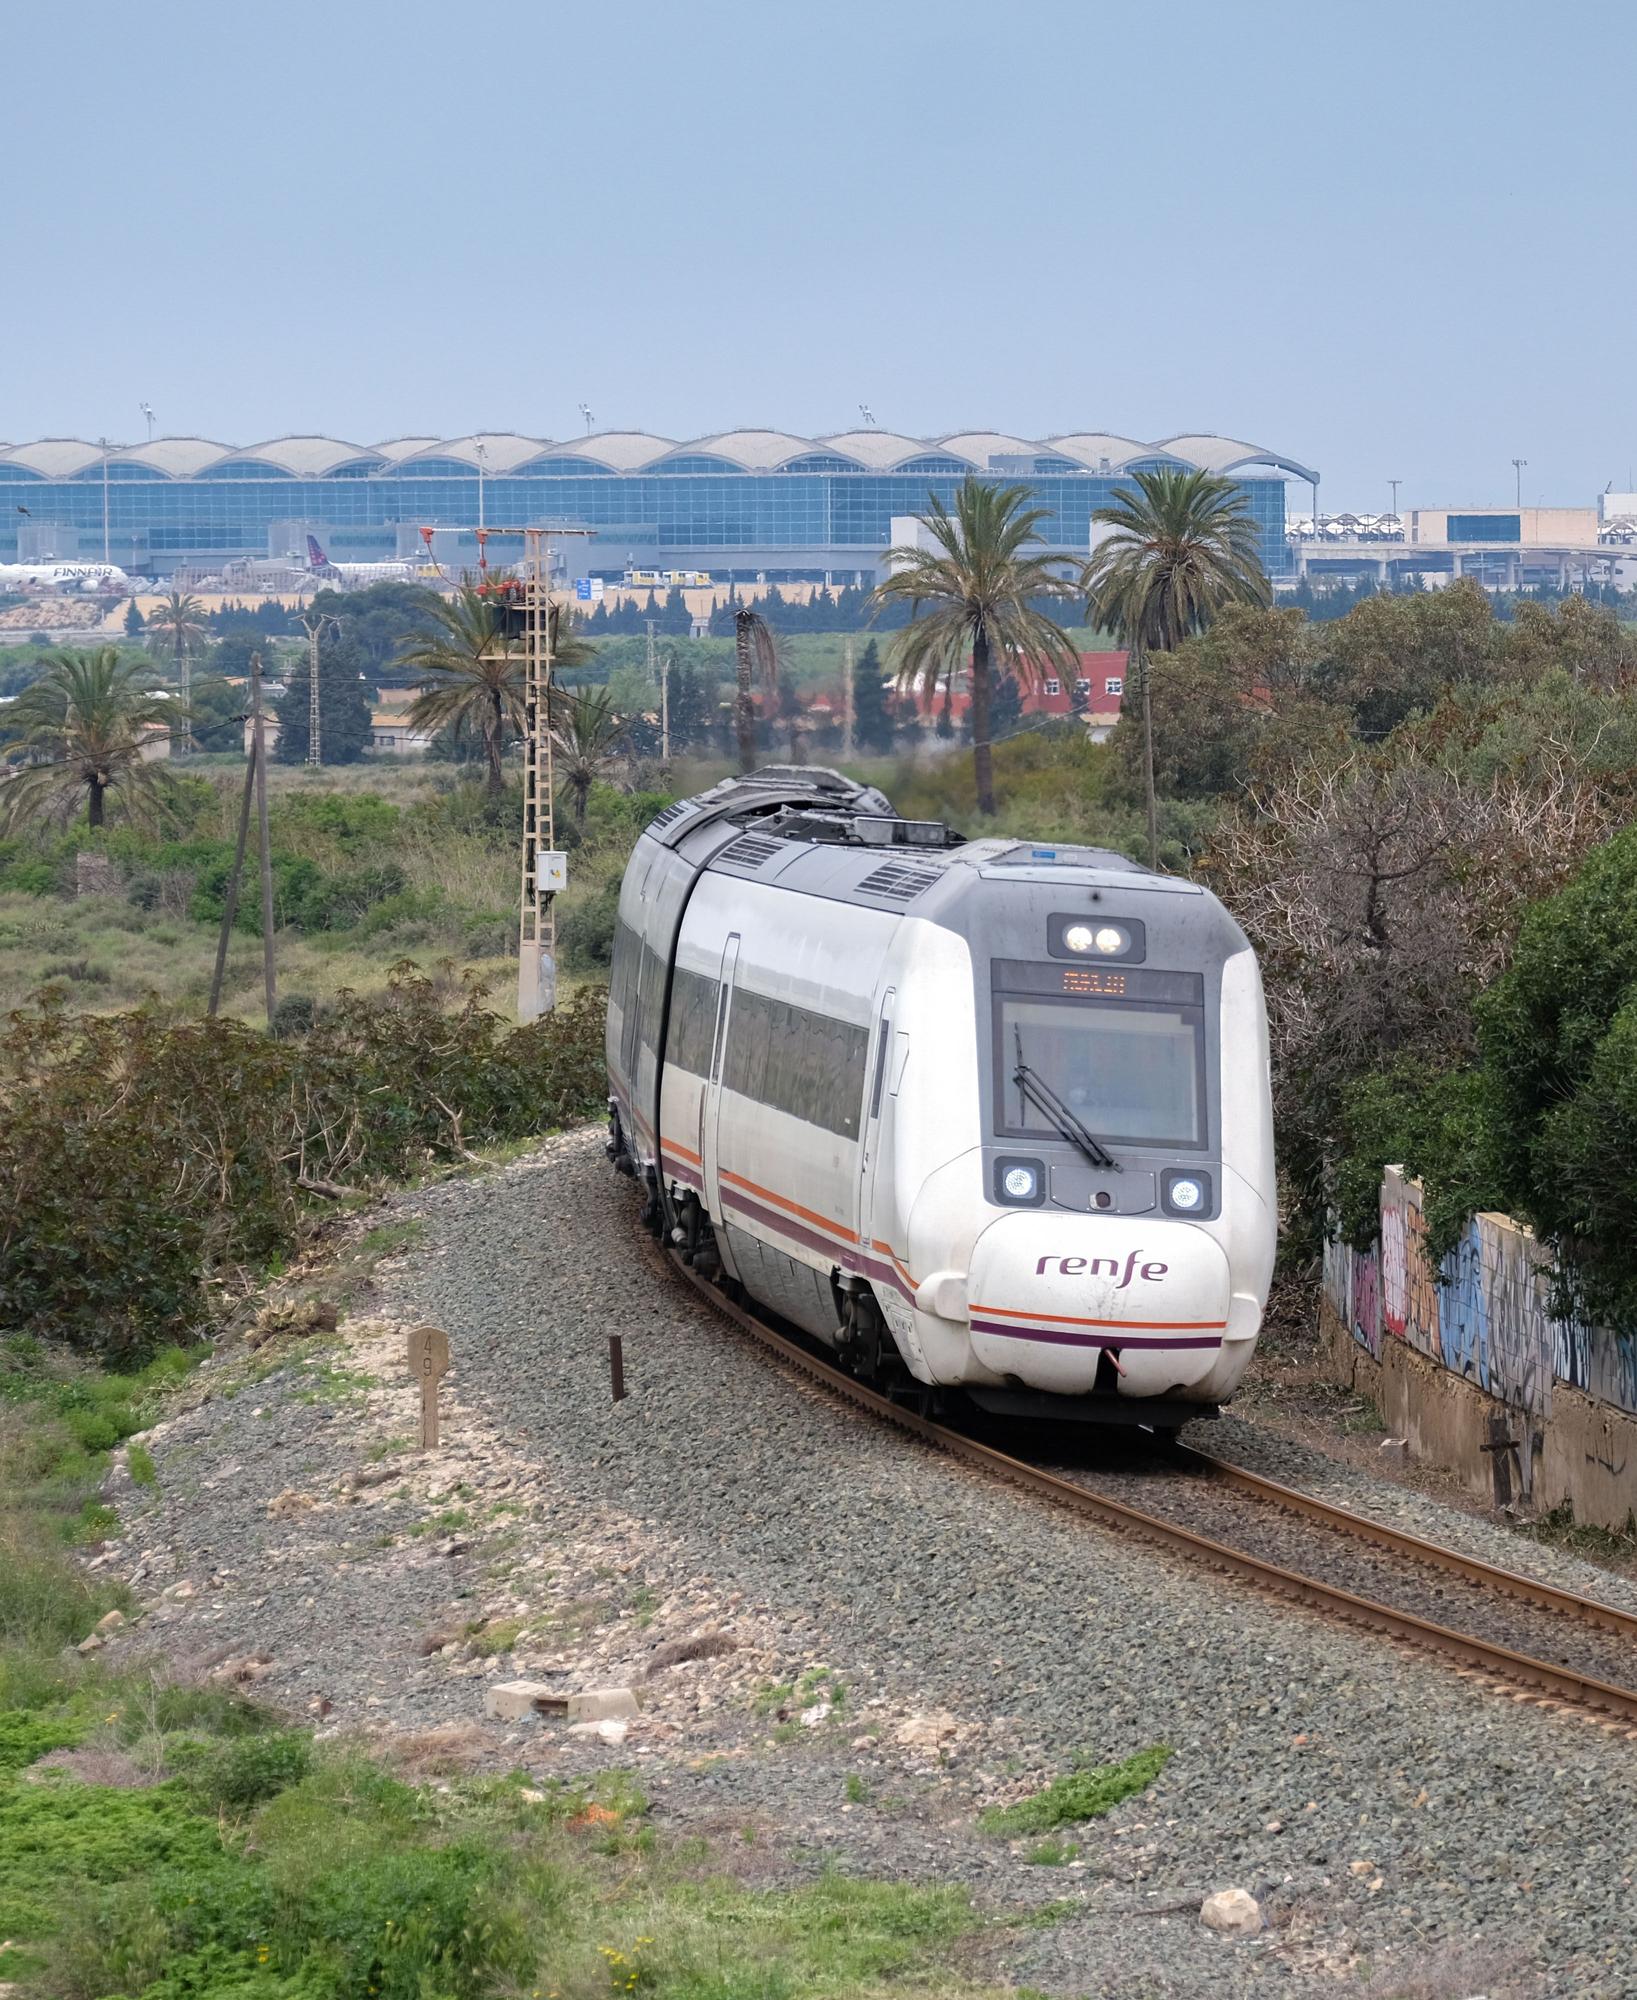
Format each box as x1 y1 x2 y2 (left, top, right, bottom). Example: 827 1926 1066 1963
995 993 1205 1149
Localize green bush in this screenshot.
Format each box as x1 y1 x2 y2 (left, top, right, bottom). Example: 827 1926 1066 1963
556 872 621 971
177 1728 312 1811
0 975 608 1357
1332 1061 1507 1260
1477 823 1637 1325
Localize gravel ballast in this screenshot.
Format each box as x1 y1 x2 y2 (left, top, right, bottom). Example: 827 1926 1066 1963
104 1129 1637 1998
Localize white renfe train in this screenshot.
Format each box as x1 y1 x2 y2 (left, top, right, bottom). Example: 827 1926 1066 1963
606 768 1277 1427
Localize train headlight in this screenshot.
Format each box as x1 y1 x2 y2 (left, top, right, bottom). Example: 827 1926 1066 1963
995 1157 1045 1206
1162 1170 1211 1216
1063 921 1130 956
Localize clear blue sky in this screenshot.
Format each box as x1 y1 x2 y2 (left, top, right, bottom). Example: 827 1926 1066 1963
6 0 1631 510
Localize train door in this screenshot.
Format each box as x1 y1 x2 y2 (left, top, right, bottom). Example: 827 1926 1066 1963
857 986 896 1259
702 933 741 1278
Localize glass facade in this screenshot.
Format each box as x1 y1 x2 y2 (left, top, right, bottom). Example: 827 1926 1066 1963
1447 513 1521 543
0 461 1293 576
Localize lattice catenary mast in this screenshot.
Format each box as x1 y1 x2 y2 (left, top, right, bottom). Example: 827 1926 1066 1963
516 526 592 1020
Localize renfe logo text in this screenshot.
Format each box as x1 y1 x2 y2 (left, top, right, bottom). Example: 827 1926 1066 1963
1036 1251 1169 1288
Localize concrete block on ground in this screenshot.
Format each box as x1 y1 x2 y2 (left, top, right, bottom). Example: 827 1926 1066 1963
484 1679 560 1722
566 1686 639 1722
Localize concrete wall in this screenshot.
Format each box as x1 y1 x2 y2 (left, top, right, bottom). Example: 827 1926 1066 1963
1322 1173 1637 1530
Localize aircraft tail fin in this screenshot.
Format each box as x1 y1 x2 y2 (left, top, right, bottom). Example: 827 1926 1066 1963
306 534 330 570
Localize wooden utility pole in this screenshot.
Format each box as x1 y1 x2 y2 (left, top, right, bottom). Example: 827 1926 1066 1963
207 732 258 1018
250 651 277 1028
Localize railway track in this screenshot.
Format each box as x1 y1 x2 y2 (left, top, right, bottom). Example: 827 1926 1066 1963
666 1248 1637 1731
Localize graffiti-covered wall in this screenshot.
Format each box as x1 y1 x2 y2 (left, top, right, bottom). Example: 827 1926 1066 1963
1323 1172 1637 1514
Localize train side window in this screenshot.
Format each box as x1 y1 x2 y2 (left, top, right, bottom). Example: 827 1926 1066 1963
720 985 867 1140
666 966 718 1075
638 942 667 1053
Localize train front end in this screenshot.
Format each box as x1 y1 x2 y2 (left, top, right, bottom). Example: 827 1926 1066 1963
880 844 1275 1423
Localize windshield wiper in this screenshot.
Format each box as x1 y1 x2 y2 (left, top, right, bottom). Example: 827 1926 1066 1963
1013 1027 1119 1172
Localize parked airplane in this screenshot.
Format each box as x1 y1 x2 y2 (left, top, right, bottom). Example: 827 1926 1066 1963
0 558 130 592
305 535 424 585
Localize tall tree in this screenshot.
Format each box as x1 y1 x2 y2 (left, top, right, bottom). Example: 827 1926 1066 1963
274 633 372 764
1084 466 1270 866
870 478 1080 815
398 586 517 790
551 686 627 822
732 607 779 774
850 638 894 754
0 647 178 831
395 588 588 793
146 589 207 748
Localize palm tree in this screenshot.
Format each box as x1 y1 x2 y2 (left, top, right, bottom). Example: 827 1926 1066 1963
733 607 779 774
146 591 207 746
1084 467 1271 869
398 588 591 794
551 686 627 823
869 479 1081 815
399 587 516 792
0 648 178 831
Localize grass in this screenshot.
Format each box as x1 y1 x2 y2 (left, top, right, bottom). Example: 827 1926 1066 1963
0 887 519 1023
978 1744 1173 1836
1023 1837 1079 1866
1513 1501 1637 1562
0 1332 1023 1999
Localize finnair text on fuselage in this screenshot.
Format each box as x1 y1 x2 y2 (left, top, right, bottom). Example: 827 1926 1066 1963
0 560 129 591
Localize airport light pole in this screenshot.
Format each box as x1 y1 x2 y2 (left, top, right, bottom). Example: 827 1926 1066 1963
475 443 488 534
98 438 112 563
1389 478 1401 521
1513 458 1527 508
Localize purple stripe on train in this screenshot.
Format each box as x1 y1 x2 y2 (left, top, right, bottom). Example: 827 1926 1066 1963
969 1318 1222 1351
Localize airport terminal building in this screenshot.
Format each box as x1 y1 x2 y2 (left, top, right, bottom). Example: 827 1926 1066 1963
0 430 1315 583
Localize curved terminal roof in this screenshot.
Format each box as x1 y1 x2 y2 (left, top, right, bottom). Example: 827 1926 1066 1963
1156 434 1320 484
3 439 112 477
0 431 1317 481
817 430 931 469
108 437 232 477
660 429 816 470
217 437 383 477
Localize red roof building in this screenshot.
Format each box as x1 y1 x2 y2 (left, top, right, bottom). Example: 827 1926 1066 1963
930 652 1128 738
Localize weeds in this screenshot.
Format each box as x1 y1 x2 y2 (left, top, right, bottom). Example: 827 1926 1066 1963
1023 1838 1078 1865
1513 1501 1637 1563
978 1745 1173 1836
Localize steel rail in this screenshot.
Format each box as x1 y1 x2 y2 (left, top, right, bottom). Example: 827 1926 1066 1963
663 1248 1637 1728
1171 1444 1637 1643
